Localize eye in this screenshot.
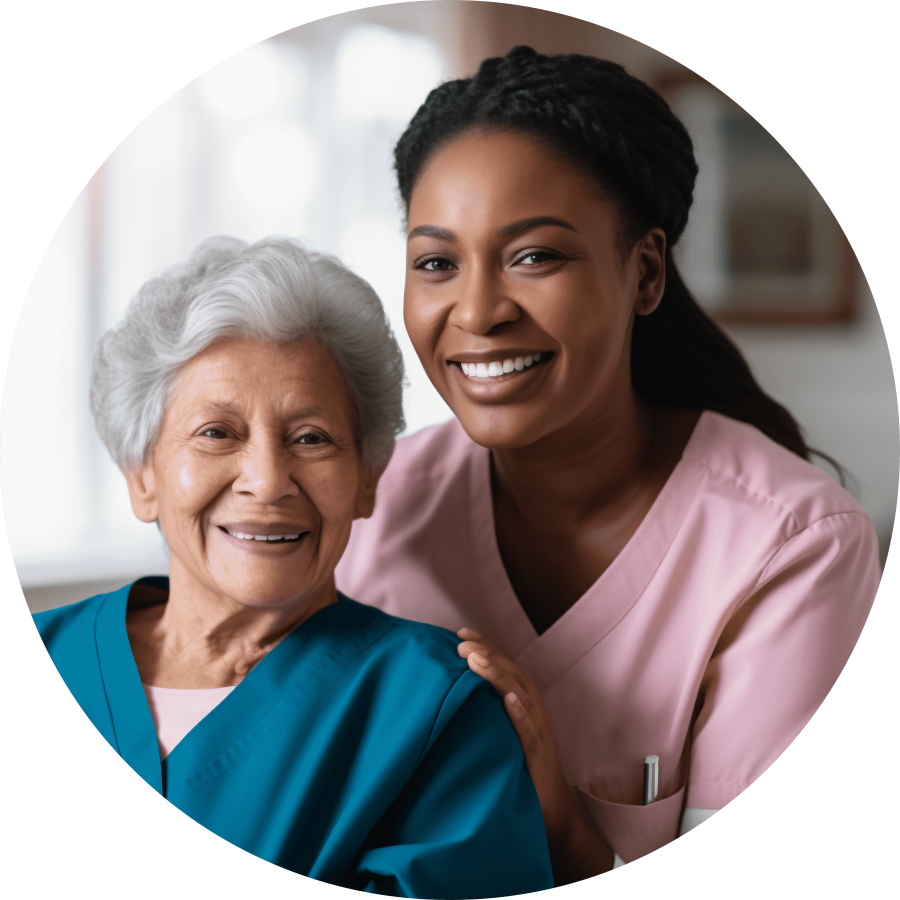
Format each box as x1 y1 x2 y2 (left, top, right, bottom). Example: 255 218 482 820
296 432 329 445
414 255 455 272
201 428 228 439
514 250 560 267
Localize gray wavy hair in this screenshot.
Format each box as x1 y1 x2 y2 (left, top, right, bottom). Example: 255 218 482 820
90 236 406 470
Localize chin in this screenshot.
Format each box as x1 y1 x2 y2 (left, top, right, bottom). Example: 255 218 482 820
224 584 314 610
455 407 547 451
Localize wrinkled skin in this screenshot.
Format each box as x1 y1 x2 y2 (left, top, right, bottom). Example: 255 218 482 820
124 338 380 689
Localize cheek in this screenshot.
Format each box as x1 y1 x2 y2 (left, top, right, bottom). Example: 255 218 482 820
304 462 360 528
403 286 444 362
537 276 628 354
178 462 194 492
159 455 232 519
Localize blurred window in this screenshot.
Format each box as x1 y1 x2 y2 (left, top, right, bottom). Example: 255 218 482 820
6 24 453 587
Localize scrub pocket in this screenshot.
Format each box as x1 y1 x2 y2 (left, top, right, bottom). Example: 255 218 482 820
577 784 685 863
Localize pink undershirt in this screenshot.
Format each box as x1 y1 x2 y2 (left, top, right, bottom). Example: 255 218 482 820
142 683 236 759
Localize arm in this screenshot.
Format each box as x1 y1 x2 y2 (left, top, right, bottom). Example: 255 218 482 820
457 630 615 883
685 512 879 809
348 674 554 899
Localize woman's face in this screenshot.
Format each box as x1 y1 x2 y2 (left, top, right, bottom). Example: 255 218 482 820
125 338 378 610
404 129 665 449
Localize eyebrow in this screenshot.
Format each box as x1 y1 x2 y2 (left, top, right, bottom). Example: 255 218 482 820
198 402 327 418
408 224 456 241
407 216 578 242
498 216 578 237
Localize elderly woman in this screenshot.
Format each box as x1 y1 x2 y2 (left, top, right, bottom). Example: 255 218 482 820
33 237 554 898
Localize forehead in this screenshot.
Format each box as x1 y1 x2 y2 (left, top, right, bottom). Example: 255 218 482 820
170 338 353 417
409 129 609 223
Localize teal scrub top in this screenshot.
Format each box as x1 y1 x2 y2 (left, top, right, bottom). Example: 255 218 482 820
34 578 553 898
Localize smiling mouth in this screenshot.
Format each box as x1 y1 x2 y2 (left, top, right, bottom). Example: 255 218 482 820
452 352 554 381
219 527 306 543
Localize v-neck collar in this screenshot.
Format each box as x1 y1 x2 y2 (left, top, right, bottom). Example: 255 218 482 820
94 579 388 796
95 580 165 793
468 412 712 692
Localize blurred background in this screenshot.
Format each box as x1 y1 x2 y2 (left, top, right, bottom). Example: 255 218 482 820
5 1 897 612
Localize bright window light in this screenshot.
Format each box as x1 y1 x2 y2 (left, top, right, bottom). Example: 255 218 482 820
336 25 442 121
197 43 305 121
229 121 320 212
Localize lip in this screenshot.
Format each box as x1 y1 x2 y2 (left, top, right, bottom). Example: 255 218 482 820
217 521 310 536
447 349 553 363
214 522 312 552
447 351 555 400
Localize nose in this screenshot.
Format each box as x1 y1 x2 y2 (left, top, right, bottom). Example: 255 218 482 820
448 261 521 336
233 433 300 504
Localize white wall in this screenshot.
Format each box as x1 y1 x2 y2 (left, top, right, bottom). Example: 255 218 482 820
725 278 898 562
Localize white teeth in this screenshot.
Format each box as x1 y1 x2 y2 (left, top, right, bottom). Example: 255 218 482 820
226 528 300 542
459 354 547 380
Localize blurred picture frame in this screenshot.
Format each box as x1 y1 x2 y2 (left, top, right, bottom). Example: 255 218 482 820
658 74 860 324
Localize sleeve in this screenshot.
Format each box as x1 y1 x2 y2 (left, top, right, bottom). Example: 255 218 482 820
346 674 555 899
686 511 880 809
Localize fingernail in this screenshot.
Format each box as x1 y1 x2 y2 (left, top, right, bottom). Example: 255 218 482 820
470 652 489 667
506 692 518 705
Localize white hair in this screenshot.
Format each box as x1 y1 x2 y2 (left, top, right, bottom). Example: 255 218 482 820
90 236 405 470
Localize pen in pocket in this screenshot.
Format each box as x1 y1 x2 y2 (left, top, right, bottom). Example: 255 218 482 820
643 755 659 805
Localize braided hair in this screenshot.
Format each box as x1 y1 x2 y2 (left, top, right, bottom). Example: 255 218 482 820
394 46 812 460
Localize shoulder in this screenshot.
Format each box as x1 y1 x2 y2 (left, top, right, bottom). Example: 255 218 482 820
337 594 468 681
380 418 475 484
684 411 870 534
33 591 111 647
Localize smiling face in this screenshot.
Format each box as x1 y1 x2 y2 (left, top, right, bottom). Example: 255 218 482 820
124 337 378 613
404 129 666 450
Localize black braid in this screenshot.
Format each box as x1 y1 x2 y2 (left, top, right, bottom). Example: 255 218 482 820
394 46 814 462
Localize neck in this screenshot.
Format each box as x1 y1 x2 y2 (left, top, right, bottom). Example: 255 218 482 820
492 381 654 524
128 563 338 688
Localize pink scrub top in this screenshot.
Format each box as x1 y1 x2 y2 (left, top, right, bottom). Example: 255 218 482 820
336 411 880 862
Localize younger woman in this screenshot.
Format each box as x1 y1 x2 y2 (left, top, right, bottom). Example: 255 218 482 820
336 46 880 882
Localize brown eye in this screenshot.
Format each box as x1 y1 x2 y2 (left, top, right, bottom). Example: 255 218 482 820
415 256 454 272
515 251 558 266
297 433 328 445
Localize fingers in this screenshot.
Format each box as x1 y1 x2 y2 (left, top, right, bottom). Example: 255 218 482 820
460 641 532 695
457 634 528 679
465 651 544 724
456 627 550 732
456 627 483 641
504 691 543 759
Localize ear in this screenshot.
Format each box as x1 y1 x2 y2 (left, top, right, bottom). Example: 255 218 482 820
352 461 384 520
633 227 667 317
123 459 160 523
